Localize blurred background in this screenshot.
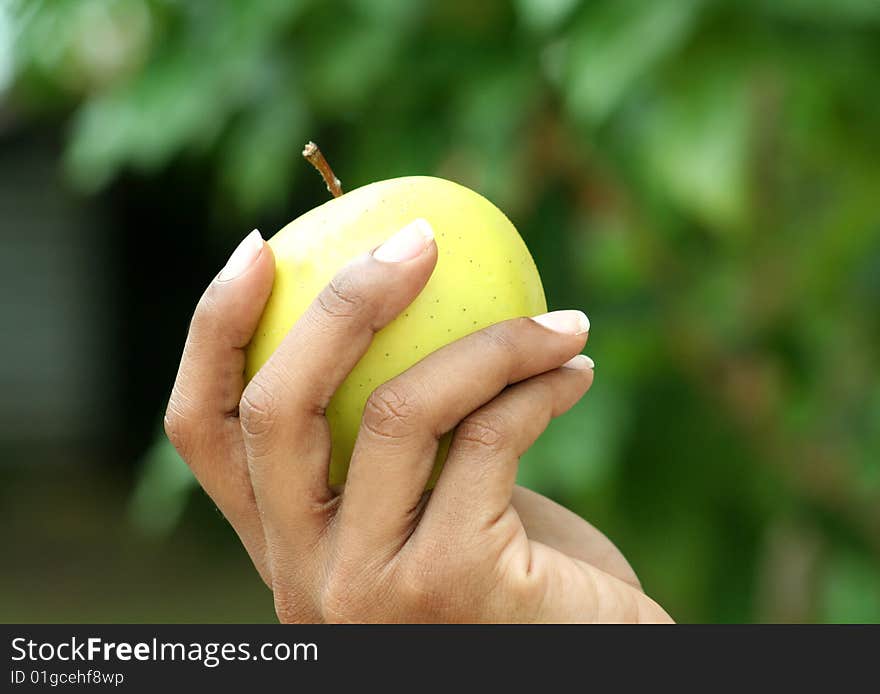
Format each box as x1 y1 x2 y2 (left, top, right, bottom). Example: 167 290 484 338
2 0 879 623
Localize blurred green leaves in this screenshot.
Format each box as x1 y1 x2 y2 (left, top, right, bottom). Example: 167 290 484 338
639 62 750 232
6 0 880 623
128 429 195 538
821 549 880 623
13 0 310 210
514 0 579 34
521 384 627 494
8 0 152 97
564 0 701 126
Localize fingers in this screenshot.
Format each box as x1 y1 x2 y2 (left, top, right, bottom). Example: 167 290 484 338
240 220 438 561
164 230 275 577
420 358 594 541
337 317 590 561
510 486 642 589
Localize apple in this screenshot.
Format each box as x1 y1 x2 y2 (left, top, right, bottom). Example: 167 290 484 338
245 149 546 489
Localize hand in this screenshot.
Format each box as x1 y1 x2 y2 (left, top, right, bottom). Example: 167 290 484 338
164 222 672 623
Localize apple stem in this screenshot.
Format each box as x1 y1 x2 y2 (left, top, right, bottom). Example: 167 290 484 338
302 141 343 198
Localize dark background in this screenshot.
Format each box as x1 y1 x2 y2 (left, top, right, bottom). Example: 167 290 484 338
1 0 879 623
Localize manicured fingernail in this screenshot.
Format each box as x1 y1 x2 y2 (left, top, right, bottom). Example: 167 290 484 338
219 229 263 281
373 218 434 262
531 310 590 335
562 355 595 370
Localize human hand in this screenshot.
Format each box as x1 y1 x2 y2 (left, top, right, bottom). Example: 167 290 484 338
164 221 672 623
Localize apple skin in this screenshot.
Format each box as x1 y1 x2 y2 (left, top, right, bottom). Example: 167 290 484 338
245 176 547 488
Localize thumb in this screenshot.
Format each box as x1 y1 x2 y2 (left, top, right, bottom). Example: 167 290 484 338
166 229 275 451
163 230 275 584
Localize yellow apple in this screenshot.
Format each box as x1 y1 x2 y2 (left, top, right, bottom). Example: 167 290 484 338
245 176 547 488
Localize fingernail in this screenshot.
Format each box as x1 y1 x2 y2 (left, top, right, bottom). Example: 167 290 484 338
531 310 590 335
562 354 595 370
373 218 434 262
219 229 263 281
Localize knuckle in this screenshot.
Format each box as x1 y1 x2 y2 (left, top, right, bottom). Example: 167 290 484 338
162 398 192 458
239 378 280 442
317 272 366 320
456 411 508 453
361 383 421 440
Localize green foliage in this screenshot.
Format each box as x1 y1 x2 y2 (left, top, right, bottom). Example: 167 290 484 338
7 0 880 622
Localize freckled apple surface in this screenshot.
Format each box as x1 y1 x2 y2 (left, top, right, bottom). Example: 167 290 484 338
245 176 547 488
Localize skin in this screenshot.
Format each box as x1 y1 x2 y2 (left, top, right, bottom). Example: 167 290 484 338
165 224 673 623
